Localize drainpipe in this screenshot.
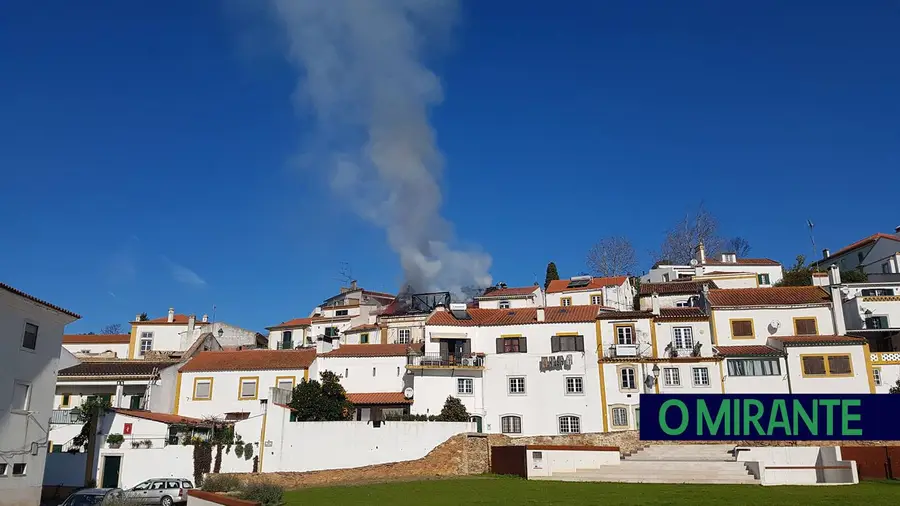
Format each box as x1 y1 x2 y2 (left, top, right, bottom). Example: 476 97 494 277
783 354 792 394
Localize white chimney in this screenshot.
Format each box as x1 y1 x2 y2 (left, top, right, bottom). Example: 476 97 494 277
135 314 142 322
651 293 660 316
822 248 830 259
828 264 846 335
350 280 358 290
201 314 209 323
828 264 841 286
167 308 175 323
697 241 706 265
536 308 545 322
188 314 196 329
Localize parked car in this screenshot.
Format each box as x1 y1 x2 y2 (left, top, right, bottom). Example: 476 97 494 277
123 479 193 505
60 488 124 506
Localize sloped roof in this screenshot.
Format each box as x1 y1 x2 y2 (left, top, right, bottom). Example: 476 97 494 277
266 317 313 330
347 392 412 405
112 409 208 426
342 324 379 334
63 334 131 344
132 314 209 325
0 282 80 319
704 258 781 266
546 276 628 294
771 335 865 346
477 286 540 299
639 281 717 296
58 360 179 378
715 345 784 357
179 349 316 372
427 306 599 327
656 308 708 321
321 344 420 357
817 233 900 264
707 287 830 307
597 310 654 320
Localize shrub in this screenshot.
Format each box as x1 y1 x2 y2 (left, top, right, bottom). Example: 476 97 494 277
106 434 124 445
240 483 284 506
243 443 254 461
436 396 469 422
201 473 242 493
142 439 153 448
234 443 244 458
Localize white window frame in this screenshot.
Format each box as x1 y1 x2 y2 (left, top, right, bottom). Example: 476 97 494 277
874 368 883 386
498 300 510 309
616 325 634 345
501 415 522 434
672 327 693 349
692 367 710 387
508 377 526 395
560 297 572 307
620 367 636 390
139 331 154 355
21 322 38 351
663 367 681 387
457 378 473 395
565 376 584 395
611 407 629 428
757 273 771 285
590 294 603 305
276 379 294 391
398 328 411 344
11 381 31 412
558 415 581 434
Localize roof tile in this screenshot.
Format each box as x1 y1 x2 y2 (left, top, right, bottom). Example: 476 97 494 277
478 286 540 298
267 317 313 330
347 392 412 405
657 307 708 320
63 334 131 345
59 360 179 378
707 287 830 307
772 335 865 346
639 281 717 296
112 409 208 426
321 343 420 357
817 233 900 264
179 349 315 373
715 345 784 357
427 306 599 327
597 310 654 320
704 258 781 266
0 282 80 319
546 276 628 294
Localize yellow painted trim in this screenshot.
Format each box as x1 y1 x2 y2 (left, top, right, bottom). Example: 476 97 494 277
303 369 309 381
60 394 71 408
728 318 755 340
555 332 579 336
595 320 608 432
238 376 260 400
173 372 184 414
612 323 635 345
192 376 214 401
128 325 138 359
560 296 573 306
258 406 268 472
608 404 630 428
792 316 819 336
710 309 718 346
589 292 604 306
500 333 524 338
275 375 296 389
799 354 854 378
863 343 876 393
48 440 53 453
380 327 388 344
717 361 725 393
650 321 658 358
873 366 883 387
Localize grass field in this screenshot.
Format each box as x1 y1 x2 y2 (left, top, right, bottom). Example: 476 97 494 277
284 476 900 505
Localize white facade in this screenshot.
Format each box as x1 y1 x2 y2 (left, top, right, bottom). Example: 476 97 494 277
62 340 130 358
546 277 635 311
710 306 837 347
777 343 872 394
316 355 409 394
642 249 783 287
130 310 261 359
377 315 427 344
476 286 542 309
0 284 79 506
176 368 309 420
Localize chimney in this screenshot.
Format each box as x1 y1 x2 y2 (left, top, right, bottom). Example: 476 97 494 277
188 314 196 329
135 314 141 322
697 241 706 265
828 263 841 286
651 293 660 316
201 314 209 323
822 248 830 259
536 308 545 322
828 264 846 335
167 308 175 323
350 280 358 290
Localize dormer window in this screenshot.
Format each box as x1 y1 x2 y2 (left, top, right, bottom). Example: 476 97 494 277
499 300 510 309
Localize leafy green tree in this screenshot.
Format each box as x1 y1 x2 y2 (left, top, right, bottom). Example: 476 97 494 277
436 396 469 422
777 255 812 286
841 269 868 283
544 262 559 290
288 371 353 421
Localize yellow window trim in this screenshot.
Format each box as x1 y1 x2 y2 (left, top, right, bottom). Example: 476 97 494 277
589 293 604 305
792 316 819 336
500 334 524 338
192 376 214 401
560 296 573 306
613 323 636 344
238 376 260 400
60 394 71 408
616 364 639 392
799 354 854 378
729 318 755 340
555 332 579 336
609 404 630 428
275 375 296 389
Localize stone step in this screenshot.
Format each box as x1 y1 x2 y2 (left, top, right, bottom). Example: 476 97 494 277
540 474 759 485
611 461 749 471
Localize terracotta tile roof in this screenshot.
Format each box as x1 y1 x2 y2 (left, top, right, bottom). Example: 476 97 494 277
63 334 131 344
715 345 784 357
112 409 208 426
0 282 80 319
343 324 379 334
701 271 756 276
639 281 717 296
132 314 209 325
596 310 654 320
179 349 316 373
321 343 421 357
478 286 540 299
266 317 313 330
58 360 179 378
771 335 865 346
707 287 830 307
704 258 781 266
546 276 628 294
427 306 599 327
656 308 708 321
310 315 353 323
817 233 900 264
347 392 412 405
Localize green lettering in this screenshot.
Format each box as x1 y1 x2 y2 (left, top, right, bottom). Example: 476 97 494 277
743 399 765 435
733 395 740 435
841 399 862 436
766 399 792 436
820 399 840 436
792 399 817 436
659 399 689 435
698 399 730 436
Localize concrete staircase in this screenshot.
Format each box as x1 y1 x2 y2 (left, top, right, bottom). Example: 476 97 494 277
541 445 759 485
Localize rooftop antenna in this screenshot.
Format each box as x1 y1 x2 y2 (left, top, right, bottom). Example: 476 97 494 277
336 261 354 285
212 304 217 324
807 219 819 272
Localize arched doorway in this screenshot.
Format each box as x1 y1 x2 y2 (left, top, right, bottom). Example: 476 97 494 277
470 415 483 433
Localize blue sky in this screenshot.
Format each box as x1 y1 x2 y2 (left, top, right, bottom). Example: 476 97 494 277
1 1 898 334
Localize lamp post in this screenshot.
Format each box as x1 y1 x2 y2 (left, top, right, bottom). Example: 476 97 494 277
652 364 661 392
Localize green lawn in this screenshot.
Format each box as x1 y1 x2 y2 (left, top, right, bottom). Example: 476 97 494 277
284 476 900 505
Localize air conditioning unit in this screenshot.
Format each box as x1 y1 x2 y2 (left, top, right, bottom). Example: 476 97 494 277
615 344 638 357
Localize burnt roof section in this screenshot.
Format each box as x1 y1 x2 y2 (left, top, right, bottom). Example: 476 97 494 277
381 291 451 317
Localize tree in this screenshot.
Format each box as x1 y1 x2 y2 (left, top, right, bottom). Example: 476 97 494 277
777 255 812 286
72 396 112 451
138 312 149 321
657 203 725 265
890 378 900 394
842 269 868 283
726 237 752 258
544 262 559 290
288 371 353 421
100 323 123 334
436 396 469 422
586 236 637 277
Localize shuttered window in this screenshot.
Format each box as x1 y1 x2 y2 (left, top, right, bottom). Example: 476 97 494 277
730 320 754 338
496 337 527 354
551 335 584 353
794 318 818 335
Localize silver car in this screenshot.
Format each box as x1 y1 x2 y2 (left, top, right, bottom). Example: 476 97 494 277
124 478 193 506
61 488 125 506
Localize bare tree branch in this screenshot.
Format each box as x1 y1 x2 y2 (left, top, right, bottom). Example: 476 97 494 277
657 203 724 265
586 236 637 277
100 323 123 334
726 237 752 257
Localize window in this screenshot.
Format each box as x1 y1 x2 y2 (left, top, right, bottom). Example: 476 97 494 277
324 327 339 338
801 354 853 377
457 378 473 395
883 263 891 274
276 377 294 391
565 376 584 394
12 463 25 476
193 378 212 400
793 317 818 336
22 323 38 350
140 331 153 355
335 309 349 316
757 273 771 285
397 367 401 376
499 300 510 309
866 316 889 329
360 333 369 344
61 394 71 407
590 293 603 305
672 327 693 349
862 288 895 297
238 377 258 400
611 407 629 428
498 336 526 353
620 367 636 390
663 367 681 386
133 482 151 491
398 329 411 344
615 325 634 345
730 319 754 339
692 367 710 386
560 297 572 307
874 368 883 386
558 415 581 434
281 330 292 349
727 358 781 376
552 334 584 352
0 463 5 476
508 377 526 395
51 444 63 453
501 415 522 434
344 368 349 378
857 252 865 264
11 382 30 411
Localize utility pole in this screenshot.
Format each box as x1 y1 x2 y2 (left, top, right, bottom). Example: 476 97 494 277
83 404 100 487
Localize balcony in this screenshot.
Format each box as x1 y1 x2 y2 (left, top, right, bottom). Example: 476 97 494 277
613 344 638 357
51 409 81 425
407 352 484 369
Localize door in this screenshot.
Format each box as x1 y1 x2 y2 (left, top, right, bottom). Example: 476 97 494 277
129 395 143 410
101 455 121 489
470 415 483 433
634 407 640 430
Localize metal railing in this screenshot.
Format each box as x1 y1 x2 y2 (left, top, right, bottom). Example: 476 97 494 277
407 352 484 368
51 409 81 425
276 341 296 350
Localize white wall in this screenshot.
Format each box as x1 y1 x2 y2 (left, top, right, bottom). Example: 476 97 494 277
149 364 180 414
410 371 484 418
546 283 633 311
316 356 409 394
526 448 620 477
178 368 309 419
267 327 310 350
638 294 694 310
738 446 857 485
874 362 900 393
698 275 758 289
379 316 428 343
130 323 186 359
0 289 76 506
652 320 714 358
784 344 871 394
63 342 130 358
711 306 836 347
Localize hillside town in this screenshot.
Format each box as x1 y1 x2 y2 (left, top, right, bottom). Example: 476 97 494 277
3 228 900 503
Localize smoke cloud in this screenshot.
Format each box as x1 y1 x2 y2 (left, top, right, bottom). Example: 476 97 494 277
269 0 492 296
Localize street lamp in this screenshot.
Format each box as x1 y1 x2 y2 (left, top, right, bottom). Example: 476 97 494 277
651 364 661 388
217 328 224 338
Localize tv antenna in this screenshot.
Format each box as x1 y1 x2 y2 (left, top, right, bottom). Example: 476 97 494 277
807 220 819 272
336 262 354 285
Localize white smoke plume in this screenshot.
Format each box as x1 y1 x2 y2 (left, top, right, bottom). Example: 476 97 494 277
269 0 492 296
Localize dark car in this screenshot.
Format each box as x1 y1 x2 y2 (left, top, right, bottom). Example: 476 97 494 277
61 488 125 506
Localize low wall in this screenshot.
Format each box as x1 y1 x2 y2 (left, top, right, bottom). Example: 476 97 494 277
96 443 255 489
736 446 858 486
44 452 87 486
187 490 259 506
525 446 620 478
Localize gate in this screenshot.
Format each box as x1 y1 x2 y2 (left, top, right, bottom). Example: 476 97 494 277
841 446 898 480
490 446 527 478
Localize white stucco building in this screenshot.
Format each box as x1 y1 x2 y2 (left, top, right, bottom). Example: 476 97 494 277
128 308 264 360
641 244 783 287
475 284 542 309
545 276 635 311
813 229 900 282
62 334 131 359
1 282 80 506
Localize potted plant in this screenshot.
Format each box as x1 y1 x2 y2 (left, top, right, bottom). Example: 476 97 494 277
131 441 141 449
692 342 703 358
142 439 153 448
106 434 124 449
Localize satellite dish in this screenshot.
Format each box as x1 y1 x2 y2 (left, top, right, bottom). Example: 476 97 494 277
403 387 414 399
689 259 699 266
769 320 781 330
